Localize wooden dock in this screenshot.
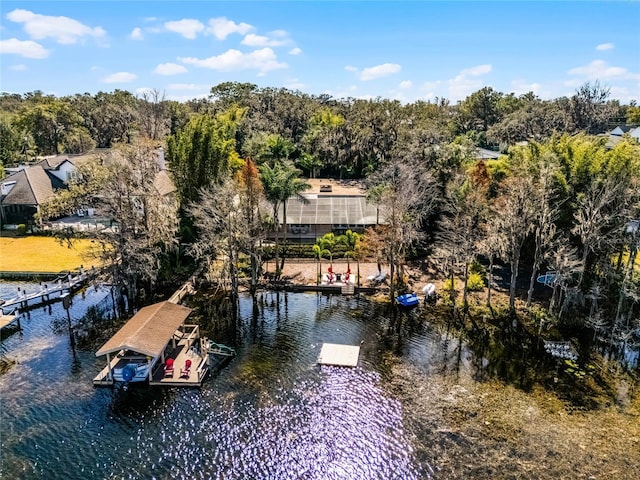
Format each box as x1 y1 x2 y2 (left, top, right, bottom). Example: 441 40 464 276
149 337 209 387
93 301 211 388
93 330 208 387
94 276 235 388
286 284 377 294
0 269 94 313
317 343 360 367
168 275 197 304
0 312 21 330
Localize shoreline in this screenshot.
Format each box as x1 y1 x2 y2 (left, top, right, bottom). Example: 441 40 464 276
388 359 640 479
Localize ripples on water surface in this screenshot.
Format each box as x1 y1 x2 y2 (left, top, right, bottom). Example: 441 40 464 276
0 286 465 479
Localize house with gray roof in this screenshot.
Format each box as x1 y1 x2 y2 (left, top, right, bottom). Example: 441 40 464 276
476 147 501 160
610 125 634 136
606 125 640 149
1 166 65 225
275 179 382 242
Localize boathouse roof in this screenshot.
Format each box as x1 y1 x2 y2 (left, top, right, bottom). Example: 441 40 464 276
96 301 192 358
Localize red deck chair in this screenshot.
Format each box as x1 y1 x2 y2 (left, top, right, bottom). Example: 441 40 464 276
180 359 192 378
164 358 174 378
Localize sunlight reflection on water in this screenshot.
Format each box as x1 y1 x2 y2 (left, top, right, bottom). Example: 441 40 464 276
1 286 428 479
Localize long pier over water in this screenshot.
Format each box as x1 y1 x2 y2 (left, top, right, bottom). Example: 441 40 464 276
0 268 96 315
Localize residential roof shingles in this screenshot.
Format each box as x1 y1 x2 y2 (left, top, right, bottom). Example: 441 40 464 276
95 301 192 358
1 166 58 206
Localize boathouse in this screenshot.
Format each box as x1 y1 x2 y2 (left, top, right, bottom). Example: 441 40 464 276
93 301 208 387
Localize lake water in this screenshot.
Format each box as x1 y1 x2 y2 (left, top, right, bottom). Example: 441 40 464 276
1 283 475 479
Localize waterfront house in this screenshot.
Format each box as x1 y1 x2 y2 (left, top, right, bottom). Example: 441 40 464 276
0 166 65 225
275 179 381 242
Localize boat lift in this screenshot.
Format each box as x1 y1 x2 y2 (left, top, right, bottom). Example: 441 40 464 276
202 338 236 357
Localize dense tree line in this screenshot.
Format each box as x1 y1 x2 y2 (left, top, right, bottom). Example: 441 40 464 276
2 81 636 172
4 82 639 343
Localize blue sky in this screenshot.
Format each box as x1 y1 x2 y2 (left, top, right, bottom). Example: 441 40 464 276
1 1 639 103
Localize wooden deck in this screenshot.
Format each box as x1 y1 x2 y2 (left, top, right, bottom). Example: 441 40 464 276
317 343 360 367
285 284 378 294
149 340 208 387
0 313 21 330
0 270 93 313
93 326 209 387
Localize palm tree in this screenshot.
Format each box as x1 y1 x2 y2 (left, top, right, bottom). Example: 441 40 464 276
260 160 310 277
338 229 361 286
259 162 283 276
312 241 330 285
277 163 310 272
261 134 294 167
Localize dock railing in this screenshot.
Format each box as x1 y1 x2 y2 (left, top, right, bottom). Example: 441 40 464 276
1 266 97 313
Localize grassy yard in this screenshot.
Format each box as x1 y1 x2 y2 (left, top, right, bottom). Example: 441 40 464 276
0 236 103 273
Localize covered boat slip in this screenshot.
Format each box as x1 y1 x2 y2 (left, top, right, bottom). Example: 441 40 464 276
93 301 209 387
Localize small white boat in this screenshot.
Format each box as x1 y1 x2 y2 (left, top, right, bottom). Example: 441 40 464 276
113 361 150 384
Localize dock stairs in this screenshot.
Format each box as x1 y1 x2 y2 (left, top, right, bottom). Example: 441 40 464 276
341 284 355 295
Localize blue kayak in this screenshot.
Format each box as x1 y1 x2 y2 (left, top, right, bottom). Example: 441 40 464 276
396 293 420 307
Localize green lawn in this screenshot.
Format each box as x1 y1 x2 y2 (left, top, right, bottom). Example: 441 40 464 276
0 236 103 273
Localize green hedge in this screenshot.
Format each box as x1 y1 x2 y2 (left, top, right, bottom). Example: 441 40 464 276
264 243 354 260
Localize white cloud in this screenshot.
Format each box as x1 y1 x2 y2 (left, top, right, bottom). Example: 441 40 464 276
344 65 358 72
399 80 413 89
285 78 305 90
420 80 441 100
135 87 155 96
166 92 210 102
130 27 143 40
391 91 409 103
448 64 492 100
167 83 209 91
241 33 287 47
422 81 441 90
207 17 253 40
9 63 27 71
153 62 188 75
510 79 541 95
288 47 302 56
323 85 360 100
460 64 492 76
102 71 137 83
179 48 287 74
609 85 640 103
7 9 106 45
359 63 401 81
568 59 640 80
596 43 614 51
0 38 49 58
164 19 205 39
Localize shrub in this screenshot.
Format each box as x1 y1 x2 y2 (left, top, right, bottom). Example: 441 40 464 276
467 272 485 291
469 260 486 278
17 224 28 235
443 277 456 291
